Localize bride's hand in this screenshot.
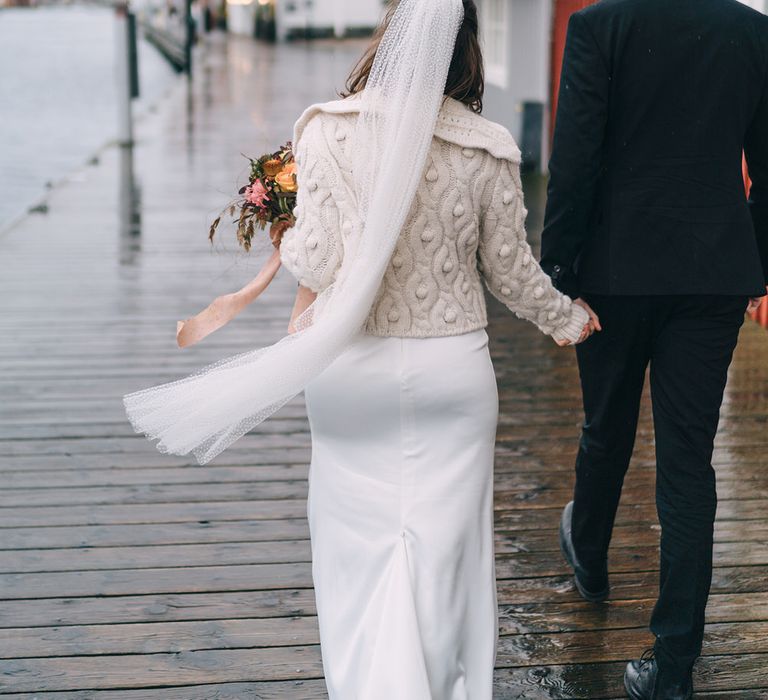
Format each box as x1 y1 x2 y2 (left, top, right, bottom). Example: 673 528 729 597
554 298 602 346
554 321 593 347
269 221 291 249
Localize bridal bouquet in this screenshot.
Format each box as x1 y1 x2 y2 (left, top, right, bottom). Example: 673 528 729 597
209 143 298 251
177 143 298 349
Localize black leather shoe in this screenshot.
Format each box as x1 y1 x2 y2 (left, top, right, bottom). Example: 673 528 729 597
559 501 609 602
624 650 693 700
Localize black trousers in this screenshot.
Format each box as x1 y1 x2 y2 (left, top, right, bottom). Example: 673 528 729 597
571 295 747 679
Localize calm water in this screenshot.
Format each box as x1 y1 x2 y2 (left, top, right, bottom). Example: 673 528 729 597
0 4 178 229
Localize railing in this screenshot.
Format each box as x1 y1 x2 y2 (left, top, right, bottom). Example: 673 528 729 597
138 2 193 75
93 0 193 74
141 20 189 73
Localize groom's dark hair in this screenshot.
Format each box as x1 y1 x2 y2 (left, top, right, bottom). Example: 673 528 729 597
342 0 485 114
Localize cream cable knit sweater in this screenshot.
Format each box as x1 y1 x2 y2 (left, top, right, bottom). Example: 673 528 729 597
280 96 589 344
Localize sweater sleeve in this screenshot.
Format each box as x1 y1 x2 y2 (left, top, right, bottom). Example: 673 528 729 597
279 117 344 293
478 157 590 344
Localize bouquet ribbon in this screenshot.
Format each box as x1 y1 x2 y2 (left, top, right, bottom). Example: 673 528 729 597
176 249 282 349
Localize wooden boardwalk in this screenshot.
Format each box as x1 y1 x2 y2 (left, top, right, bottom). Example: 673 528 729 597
2 34 768 700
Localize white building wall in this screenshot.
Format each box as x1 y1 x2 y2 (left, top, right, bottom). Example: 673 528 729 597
276 0 384 40
479 0 552 171
227 1 257 36
331 0 385 33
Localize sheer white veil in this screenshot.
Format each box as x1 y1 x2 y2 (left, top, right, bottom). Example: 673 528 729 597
124 0 466 464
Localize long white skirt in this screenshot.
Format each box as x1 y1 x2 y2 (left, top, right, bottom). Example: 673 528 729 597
304 329 499 700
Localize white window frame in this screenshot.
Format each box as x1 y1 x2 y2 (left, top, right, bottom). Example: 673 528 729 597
480 0 510 89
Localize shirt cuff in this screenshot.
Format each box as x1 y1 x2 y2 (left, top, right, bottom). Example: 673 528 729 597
551 304 590 345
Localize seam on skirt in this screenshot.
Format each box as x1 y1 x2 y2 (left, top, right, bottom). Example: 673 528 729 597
397 337 406 536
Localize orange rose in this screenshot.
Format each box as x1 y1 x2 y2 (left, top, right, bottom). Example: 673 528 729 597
275 162 298 193
263 159 283 177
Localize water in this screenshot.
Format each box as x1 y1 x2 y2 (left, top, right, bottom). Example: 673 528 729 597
0 4 179 229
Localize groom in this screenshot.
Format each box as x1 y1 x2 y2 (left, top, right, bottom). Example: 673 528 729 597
540 0 768 698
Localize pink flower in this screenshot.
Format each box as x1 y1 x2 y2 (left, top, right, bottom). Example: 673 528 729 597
245 179 270 207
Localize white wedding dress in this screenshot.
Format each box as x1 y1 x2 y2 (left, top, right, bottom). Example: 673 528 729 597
305 329 499 699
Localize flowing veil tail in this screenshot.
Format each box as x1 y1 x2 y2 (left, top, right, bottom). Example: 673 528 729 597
124 0 466 464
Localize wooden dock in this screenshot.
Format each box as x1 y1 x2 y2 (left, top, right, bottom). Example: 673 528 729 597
2 34 768 700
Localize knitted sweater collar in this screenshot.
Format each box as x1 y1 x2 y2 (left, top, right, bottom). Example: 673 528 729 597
293 94 522 164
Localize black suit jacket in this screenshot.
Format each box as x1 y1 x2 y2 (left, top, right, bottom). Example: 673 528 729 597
541 0 768 298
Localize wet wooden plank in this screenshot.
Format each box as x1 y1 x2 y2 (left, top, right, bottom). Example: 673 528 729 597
0 590 318 629
0 680 329 700
0 617 320 659
496 541 768 578
0 539 312 573
0 432 310 457
0 563 314 600
0 646 325 693
0 482 308 508
494 566 768 606
496 622 768 667
493 498 768 525
0 422 311 441
495 520 768 551
499 592 768 635
0 500 308 528
0 449 312 471
0 465 310 488
0 519 311 550
492 654 768 698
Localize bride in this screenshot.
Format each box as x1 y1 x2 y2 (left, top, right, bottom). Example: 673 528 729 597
125 0 595 697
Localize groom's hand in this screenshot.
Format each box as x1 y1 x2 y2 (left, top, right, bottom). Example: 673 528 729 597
747 287 768 314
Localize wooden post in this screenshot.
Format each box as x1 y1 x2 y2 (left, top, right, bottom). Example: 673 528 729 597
185 0 194 75
115 3 134 147
127 11 140 99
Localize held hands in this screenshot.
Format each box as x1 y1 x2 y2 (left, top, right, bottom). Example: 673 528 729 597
555 298 603 347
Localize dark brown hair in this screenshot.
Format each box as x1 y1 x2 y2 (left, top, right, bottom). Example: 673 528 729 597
342 0 485 114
